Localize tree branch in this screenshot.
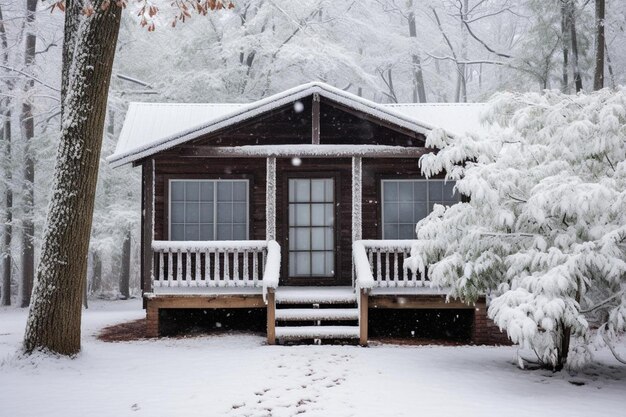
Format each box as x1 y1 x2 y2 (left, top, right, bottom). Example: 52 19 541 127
461 18 512 58
601 325 626 365
0 64 60 92
115 73 153 88
581 291 624 314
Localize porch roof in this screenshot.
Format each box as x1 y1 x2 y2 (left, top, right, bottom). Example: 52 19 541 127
107 81 486 168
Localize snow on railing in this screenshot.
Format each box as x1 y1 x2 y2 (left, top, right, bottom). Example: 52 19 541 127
152 240 280 295
353 240 425 289
263 240 281 301
353 241 374 290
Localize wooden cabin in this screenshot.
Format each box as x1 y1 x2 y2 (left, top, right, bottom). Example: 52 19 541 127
108 82 506 345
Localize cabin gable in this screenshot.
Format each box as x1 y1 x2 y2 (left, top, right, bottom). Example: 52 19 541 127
156 94 425 158
319 98 425 147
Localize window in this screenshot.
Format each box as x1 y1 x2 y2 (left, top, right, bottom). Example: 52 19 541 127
381 179 459 239
169 180 248 241
288 178 335 277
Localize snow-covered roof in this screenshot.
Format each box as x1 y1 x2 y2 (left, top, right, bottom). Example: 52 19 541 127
385 103 486 138
108 81 486 168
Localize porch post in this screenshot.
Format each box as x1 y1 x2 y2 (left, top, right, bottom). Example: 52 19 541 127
266 157 276 240
267 288 276 345
352 156 367 345
141 158 155 296
351 156 362 243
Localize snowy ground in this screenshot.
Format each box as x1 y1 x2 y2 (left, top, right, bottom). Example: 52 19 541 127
1 300 624 417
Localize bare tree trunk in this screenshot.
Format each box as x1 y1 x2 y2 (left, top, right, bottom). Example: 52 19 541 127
604 43 615 89
90 250 102 293
0 4 12 306
457 0 469 103
593 0 605 90
119 227 131 299
0 108 11 307
19 0 37 308
357 47 364 97
555 324 571 371
567 0 583 92
407 0 426 103
23 1 122 355
83 273 88 309
380 68 398 103
560 1 570 92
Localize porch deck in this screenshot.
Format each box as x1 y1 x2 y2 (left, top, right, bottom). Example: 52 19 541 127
142 238 490 345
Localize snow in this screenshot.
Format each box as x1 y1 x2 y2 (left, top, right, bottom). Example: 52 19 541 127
369 286 449 295
152 239 269 251
113 102 242 164
107 82 485 168
353 240 374 289
275 287 357 304
408 89 626 369
263 240 281 300
275 325 360 339
148 287 263 296
184 144 425 157
266 157 277 240
386 102 488 136
1 300 625 417
275 308 359 321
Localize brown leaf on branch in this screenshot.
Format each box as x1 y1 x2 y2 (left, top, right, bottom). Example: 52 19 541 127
83 5 96 17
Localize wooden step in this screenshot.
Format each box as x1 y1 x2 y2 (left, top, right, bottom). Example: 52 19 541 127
275 308 359 321
275 325 360 339
275 287 356 304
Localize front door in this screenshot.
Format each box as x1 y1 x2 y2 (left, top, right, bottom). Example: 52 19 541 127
286 177 336 284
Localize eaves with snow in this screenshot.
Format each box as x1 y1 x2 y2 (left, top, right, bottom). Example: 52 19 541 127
107 81 486 168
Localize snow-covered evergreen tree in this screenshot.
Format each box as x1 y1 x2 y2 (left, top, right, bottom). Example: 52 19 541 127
407 88 626 370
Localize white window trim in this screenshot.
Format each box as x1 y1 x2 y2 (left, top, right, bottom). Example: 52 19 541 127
380 179 458 240
168 179 250 241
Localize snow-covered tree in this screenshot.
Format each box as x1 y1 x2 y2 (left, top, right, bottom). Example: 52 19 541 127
407 88 626 370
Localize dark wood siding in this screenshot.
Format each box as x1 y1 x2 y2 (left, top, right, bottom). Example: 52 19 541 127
152 155 432 286
319 98 425 147
153 157 268 241
154 95 427 159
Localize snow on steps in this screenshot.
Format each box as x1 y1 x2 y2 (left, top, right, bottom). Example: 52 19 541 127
275 308 359 321
275 287 356 304
275 325 360 340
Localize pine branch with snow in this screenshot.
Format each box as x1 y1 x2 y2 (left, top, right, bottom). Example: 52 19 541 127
406 88 626 370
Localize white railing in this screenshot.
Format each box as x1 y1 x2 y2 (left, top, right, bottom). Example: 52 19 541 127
152 240 280 293
353 240 425 289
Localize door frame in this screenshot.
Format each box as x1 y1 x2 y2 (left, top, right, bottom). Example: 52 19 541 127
280 170 342 286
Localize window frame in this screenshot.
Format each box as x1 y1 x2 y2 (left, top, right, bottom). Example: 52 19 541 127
287 177 335 278
281 171 341 286
380 178 459 240
167 178 250 241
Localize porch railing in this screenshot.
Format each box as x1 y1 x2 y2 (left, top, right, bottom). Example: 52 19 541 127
151 240 280 295
353 240 426 289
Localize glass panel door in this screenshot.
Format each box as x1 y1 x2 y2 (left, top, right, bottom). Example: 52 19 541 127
288 178 335 278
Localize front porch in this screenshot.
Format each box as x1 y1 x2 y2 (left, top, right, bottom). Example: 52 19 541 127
143 238 492 345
